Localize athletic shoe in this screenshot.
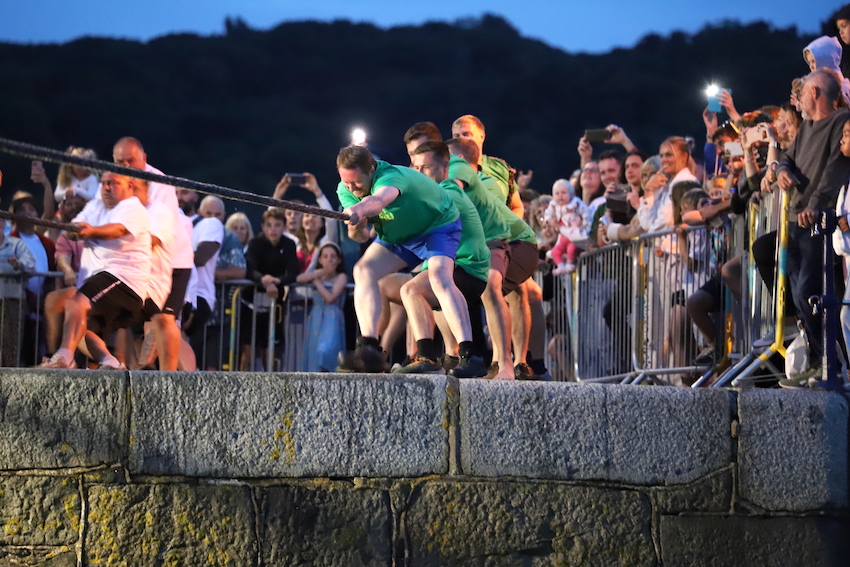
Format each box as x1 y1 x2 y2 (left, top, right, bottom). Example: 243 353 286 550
778 366 822 389
336 345 387 373
440 354 459 372
97 362 127 370
37 354 76 369
391 356 443 374
483 362 500 379
449 355 489 378
694 345 715 366
536 370 554 382
514 363 535 380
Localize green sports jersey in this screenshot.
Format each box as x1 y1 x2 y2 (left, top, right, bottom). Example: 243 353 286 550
447 155 535 245
480 154 514 202
437 179 490 282
448 155 511 242
479 172 507 204
337 160 458 244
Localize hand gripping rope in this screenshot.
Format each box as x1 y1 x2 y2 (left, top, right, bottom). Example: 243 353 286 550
0 137 351 222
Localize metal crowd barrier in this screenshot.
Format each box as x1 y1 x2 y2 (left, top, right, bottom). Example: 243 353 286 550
568 241 636 382
0 270 62 367
193 280 354 372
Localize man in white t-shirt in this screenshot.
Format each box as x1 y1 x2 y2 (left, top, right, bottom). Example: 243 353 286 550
183 195 223 361
39 172 152 369
112 137 194 329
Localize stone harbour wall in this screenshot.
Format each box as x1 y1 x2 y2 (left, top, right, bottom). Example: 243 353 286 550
0 368 847 566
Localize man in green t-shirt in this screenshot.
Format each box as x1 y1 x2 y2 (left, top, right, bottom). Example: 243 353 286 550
449 116 553 381
403 122 545 380
335 145 485 376
380 140 490 375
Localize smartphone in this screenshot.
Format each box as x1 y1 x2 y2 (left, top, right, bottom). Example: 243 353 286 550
286 173 307 186
706 87 731 113
723 141 744 158
745 123 771 144
584 129 612 143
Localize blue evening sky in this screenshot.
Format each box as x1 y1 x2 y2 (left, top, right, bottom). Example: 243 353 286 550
0 0 841 53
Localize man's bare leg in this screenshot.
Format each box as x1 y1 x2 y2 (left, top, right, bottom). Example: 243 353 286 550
44 288 75 354
151 313 181 371
43 292 92 367
352 243 408 338
481 269 514 380
378 273 412 360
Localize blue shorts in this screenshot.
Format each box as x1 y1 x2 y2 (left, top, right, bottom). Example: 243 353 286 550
376 217 462 270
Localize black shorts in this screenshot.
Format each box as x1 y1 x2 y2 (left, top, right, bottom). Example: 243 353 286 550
78 272 146 336
163 268 192 317
454 266 487 306
699 276 724 312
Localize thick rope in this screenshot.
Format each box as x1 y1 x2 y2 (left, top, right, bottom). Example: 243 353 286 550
0 137 350 221
0 210 80 233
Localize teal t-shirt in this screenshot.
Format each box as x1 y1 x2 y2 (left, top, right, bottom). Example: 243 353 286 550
337 160 458 244
448 155 511 242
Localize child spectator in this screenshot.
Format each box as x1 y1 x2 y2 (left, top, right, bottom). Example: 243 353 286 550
295 242 348 371
241 208 299 370
544 179 589 275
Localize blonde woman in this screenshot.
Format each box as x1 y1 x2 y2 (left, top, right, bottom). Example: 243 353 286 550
225 212 254 253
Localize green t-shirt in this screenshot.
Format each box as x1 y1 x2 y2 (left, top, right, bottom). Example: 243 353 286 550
337 160 458 244
437 179 490 282
479 172 507 204
448 155 511 242
480 154 514 202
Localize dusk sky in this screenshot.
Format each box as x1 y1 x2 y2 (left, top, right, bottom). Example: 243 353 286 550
0 0 842 54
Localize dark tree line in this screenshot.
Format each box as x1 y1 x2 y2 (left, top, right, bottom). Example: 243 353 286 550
0 15 822 219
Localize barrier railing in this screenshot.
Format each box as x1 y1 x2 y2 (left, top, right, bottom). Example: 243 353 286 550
192 280 354 372
569 241 636 382
0 270 63 367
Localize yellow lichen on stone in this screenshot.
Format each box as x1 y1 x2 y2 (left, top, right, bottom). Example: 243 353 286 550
64 493 81 532
87 489 127 566
4 517 21 536
60 444 70 451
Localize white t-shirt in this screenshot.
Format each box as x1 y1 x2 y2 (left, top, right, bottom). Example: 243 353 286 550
55 173 100 202
146 163 195 270
74 196 152 299
191 216 223 308
95 163 194 270
145 200 176 309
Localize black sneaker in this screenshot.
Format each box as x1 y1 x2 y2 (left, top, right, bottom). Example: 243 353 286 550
392 356 443 374
336 344 387 373
514 363 535 380
694 345 715 366
440 354 459 372
449 355 488 378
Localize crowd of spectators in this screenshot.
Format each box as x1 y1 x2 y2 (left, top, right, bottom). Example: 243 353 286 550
2 6 850 388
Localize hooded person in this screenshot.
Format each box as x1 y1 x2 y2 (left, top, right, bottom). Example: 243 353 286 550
803 36 850 107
